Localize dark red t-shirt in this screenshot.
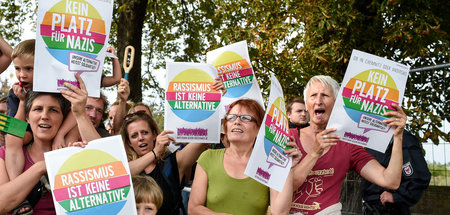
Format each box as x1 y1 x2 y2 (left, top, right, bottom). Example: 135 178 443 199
289 128 373 214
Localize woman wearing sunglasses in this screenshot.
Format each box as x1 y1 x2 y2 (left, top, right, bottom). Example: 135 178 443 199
188 99 301 215
121 111 206 215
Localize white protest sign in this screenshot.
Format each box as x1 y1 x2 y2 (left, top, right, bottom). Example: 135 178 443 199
34 0 114 97
207 40 265 112
327 49 409 153
245 73 292 192
164 62 222 143
44 135 137 215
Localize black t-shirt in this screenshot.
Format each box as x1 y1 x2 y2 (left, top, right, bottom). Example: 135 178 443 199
141 152 185 215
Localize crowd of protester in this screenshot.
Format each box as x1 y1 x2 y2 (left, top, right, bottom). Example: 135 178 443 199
0 36 430 215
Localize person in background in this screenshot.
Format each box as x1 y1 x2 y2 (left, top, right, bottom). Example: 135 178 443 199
290 75 407 214
0 96 6 146
287 97 309 130
130 102 153 116
0 35 12 74
133 175 163 215
361 130 431 215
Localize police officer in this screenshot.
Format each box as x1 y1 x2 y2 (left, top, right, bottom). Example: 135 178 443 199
361 130 431 215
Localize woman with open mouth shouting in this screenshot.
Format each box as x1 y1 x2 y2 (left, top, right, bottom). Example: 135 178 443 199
121 112 206 215
289 75 407 215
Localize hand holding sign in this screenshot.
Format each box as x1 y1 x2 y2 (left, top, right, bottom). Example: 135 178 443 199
382 103 406 136
60 73 88 117
122 46 135 81
284 138 301 168
313 128 340 158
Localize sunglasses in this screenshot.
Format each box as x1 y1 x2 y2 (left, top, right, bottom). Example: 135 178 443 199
225 114 256 123
124 110 148 121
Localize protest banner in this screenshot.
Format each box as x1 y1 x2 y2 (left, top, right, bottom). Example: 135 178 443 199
207 40 265 112
164 62 222 143
44 135 137 215
245 73 292 191
34 0 114 97
327 49 409 153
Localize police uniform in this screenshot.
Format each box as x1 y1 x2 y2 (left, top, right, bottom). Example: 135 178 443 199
361 130 431 215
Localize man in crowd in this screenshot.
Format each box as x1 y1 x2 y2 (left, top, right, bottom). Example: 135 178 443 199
287 97 309 129
85 94 111 137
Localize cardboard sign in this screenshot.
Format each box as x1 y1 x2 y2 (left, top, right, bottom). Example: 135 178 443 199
207 41 265 112
327 49 409 152
44 135 137 215
245 74 293 192
164 62 222 143
34 0 114 97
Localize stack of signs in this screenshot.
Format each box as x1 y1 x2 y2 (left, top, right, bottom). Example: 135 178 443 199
164 62 222 143
327 49 409 153
34 0 114 97
207 40 265 111
44 136 136 215
245 74 292 192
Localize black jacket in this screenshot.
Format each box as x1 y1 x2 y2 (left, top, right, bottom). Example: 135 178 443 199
361 130 431 215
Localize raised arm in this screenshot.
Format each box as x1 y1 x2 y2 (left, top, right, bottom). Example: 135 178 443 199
112 78 129 134
176 142 207 182
270 141 302 214
360 104 406 190
213 77 227 96
100 48 122 87
5 85 29 180
0 36 12 73
292 128 339 189
61 74 100 142
128 130 173 175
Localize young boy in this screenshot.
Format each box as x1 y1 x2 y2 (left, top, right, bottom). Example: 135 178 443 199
133 175 163 215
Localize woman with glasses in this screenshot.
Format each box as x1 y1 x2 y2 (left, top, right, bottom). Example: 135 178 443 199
121 111 207 215
188 99 301 215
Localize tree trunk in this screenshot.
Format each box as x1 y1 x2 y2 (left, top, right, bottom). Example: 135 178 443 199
117 0 148 103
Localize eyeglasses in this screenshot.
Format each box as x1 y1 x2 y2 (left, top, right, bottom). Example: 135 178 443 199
225 114 256 123
124 110 148 121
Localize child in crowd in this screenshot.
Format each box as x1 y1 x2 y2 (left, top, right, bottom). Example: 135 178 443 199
4 39 121 213
133 175 163 215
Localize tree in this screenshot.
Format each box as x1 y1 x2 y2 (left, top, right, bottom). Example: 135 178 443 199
1 0 448 144
114 0 148 103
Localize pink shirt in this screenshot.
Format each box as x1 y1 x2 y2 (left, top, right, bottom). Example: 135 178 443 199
0 146 56 214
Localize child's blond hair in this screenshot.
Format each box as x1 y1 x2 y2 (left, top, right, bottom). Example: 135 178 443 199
11 39 35 60
132 175 163 209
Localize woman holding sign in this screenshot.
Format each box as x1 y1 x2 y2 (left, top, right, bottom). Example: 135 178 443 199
289 75 407 214
0 74 100 214
188 99 301 215
121 113 207 215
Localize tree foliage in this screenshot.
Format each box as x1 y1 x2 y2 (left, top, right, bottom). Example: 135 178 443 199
1 0 448 143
